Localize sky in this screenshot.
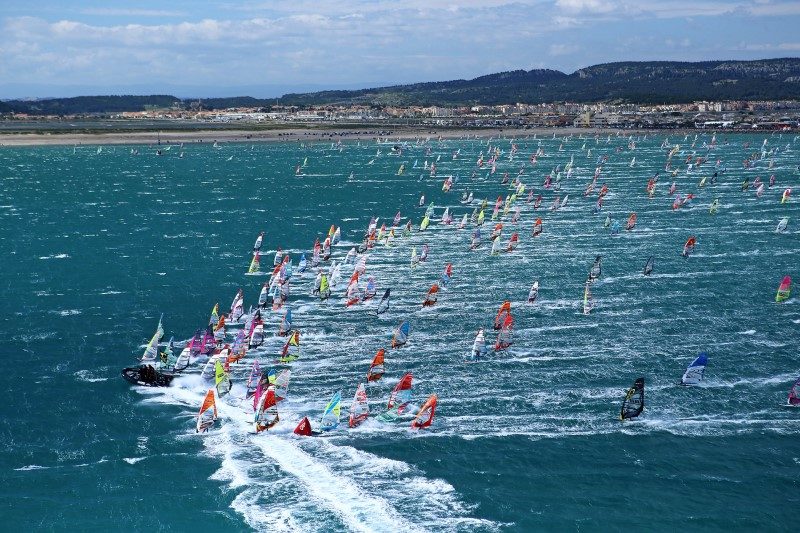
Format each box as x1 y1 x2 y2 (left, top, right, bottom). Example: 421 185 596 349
1 0 799 98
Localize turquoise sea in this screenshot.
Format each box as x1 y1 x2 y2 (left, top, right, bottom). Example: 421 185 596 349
2 132 799 531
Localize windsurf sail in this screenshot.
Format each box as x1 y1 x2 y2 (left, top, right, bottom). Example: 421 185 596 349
279 330 301 363
253 231 264 251
196 389 218 433
626 212 637 230
245 360 261 397
387 372 413 412
247 251 260 274
320 391 342 431
468 329 487 361
319 274 330 300
376 288 390 315
681 353 707 385
776 275 792 303
682 236 696 258
589 255 602 280
643 256 654 276
411 394 437 429
141 314 164 362
532 218 542 236
213 314 226 342
294 416 313 436
620 377 645 421
349 383 370 427
255 385 279 433
248 319 264 349
214 360 231 397
274 369 290 402
788 378 800 406
279 308 293 336
494 314 513 351
392 320 410 348
229 289 244 322
527 281 539 303
420 215 430 231
209 303 219 326
777 217 789 233
490 235 501 255
363 276 377 300
422 283 439 307
346 272 361 306
367 349 385 381
158 337 177 371
494 301 511 330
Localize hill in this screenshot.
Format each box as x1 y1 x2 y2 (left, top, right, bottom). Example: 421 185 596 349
2 59 799 115
277 58 800 106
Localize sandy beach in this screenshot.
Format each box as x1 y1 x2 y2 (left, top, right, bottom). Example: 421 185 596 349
0 126 628 147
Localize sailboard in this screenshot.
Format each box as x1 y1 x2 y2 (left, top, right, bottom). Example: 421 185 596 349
294 416 313 436
466 329 487 362
588 255 602 281
245 360 261 397
367 348 385 381
387 372 413 412
229 289 244 322
680 353 707 386
253 231 264 251
278 308 292 336
411 394 438 429
215 360 232 397
620 377 645 421
776 275 792 303
643 256 654 276
392 320 410 348
277 330 301 363
346 272 361 306
349 383 370 428
527 281 539 303
320 391 342 431
422 283 439 307
319 274 331 301
494 314 513 351
626 212 637 230
376 288 390 315
140 314 164 363
247 251 260 274
682 236 696 258
494 301 511 330
255 385 279 433
788 378 800 406
196 389 218 433
274 369 290 402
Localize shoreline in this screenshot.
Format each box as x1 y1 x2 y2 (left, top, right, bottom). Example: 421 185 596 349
0 125 694 147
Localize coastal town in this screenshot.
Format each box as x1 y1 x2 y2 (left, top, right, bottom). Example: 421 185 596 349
3 99 799 131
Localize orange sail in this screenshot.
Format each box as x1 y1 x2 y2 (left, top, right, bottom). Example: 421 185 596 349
423 283 439 307
411 394 438 429
196 390 218 433
367 349 385 381
532 218 542 236
494 301 511 330
626 212 637 230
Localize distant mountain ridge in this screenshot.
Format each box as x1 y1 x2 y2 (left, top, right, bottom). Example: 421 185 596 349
2 59 799 115
280 59 800 106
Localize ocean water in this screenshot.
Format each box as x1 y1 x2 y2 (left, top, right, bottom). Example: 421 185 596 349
2 133 799 531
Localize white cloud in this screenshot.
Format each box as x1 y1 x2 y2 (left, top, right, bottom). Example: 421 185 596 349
555 0 617 13
549 43 580 56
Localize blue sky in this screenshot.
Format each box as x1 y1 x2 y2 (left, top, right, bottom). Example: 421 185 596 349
1 0 799 98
